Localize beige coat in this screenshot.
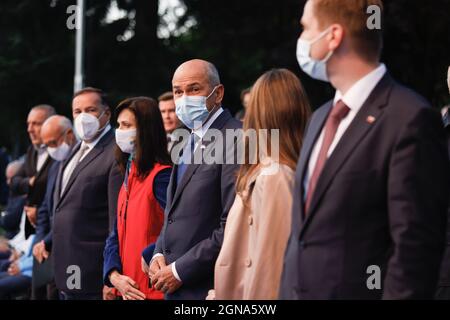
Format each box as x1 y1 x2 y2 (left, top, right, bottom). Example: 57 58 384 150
213 161 294 300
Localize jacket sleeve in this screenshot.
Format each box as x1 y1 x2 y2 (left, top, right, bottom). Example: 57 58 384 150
103 218 122 287
10 162 30 196
35 192 50 243
0 196 25 232
383 107 449 299
108 160 122 233
245 168 294 299
175 156 239 284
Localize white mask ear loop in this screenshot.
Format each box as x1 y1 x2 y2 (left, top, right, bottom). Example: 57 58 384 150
97 108 109 132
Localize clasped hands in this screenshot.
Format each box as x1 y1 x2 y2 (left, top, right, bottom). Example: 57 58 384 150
145 255 182 294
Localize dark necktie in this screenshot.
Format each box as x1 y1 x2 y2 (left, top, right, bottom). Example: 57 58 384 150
305 100 350 213
176 133 197 186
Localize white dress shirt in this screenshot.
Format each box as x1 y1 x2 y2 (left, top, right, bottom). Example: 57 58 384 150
61 125 111 195
304 64 387 196
9 210 34 255
36 147 48 172
153 107 224 283
192 107 224 151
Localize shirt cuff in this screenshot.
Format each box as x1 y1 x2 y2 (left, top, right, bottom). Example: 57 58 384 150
150 253 164 265
171 262 182 282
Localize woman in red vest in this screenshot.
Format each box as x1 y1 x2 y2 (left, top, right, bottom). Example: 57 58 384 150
103 97 172 300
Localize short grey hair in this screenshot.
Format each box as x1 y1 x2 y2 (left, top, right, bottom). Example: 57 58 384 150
31 104 56 119
42 115 73 134
205 62 221 87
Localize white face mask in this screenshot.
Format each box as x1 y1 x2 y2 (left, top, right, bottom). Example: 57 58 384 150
175 86 218 130
74 110 106 142
115 128 137 154
48 142 71 161
47 130 72 161
296 27 333 82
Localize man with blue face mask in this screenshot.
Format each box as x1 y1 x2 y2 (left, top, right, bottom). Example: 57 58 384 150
31 115 77 300
280 0 449 300
149 59 242 300
51 87 122 300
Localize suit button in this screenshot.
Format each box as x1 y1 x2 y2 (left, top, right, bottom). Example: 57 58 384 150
245 258 252 267
168 219 173 224
248 215 253 226
165 249 171 255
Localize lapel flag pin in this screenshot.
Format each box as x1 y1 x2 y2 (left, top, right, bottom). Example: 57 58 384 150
366 116 376 124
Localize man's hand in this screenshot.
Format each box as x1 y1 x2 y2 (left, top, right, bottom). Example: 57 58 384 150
148 255 166 279
29 176 36 187
141 257 149 275
7 262 20 276
9 249 21 262
0 240 9 253
33 241 49 263
24 206 37 227
206 289 216 300
109 271 146 300
103 285 116 300
151 264 182 295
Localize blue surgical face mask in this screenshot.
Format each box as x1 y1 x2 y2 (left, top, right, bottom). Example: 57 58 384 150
175 86 218 130
296 27 333 82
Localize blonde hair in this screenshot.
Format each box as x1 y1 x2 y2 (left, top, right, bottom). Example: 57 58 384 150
236 68 311 195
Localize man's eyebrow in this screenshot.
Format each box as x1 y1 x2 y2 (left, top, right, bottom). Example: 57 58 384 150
173 82 202 89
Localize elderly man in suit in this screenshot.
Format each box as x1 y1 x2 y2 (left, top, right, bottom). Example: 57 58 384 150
10 105 55 240
31 115 77 300
149 59 241 300
280 0 449 299
52 88 122 300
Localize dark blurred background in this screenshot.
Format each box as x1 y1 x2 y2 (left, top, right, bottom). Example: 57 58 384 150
0 0 449 158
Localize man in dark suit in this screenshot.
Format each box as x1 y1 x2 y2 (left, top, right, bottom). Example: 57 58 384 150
31 115 78 300
52 88 122 300
280 0 449 299
10 105 55 239
0 160 26 239
149 59 241 300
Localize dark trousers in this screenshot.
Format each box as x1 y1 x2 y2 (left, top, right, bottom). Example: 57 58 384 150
0 272 31 299
0 250 11 260
0 259 11 272
59 291 102 300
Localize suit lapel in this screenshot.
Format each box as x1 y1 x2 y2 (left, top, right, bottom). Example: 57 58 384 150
54 142 81 209
167 109 232 215
57 130 113 208
34 154 52 182
299 74 394 237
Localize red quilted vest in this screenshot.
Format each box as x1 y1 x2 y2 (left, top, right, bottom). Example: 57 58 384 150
116 162 171 300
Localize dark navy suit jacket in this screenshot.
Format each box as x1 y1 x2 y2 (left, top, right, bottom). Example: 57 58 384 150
154 108 242 300
34 160 60 250
280 74 449 299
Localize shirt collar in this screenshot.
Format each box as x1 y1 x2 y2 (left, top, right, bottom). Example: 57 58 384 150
192 107 224 139
82 124 111 150
333 63 387 112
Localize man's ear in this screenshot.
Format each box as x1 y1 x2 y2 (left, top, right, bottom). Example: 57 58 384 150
328 24 344 52
214 84 225 105
104 106 112 119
